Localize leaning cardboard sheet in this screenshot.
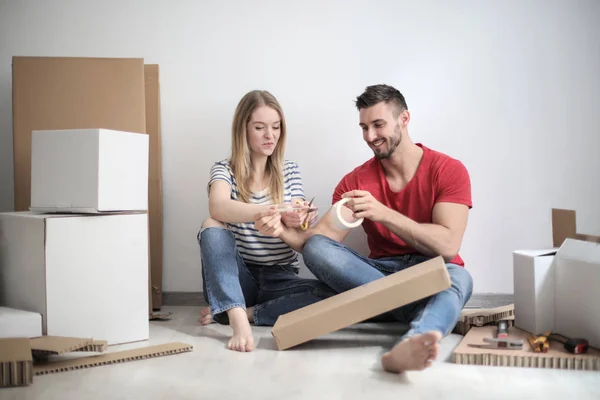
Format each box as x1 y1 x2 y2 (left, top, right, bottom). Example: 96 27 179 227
0 335 193 388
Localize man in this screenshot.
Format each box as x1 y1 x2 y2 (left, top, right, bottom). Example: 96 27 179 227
254 84 473 374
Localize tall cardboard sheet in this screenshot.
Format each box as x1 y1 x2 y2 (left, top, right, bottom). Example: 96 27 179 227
144 64 164 310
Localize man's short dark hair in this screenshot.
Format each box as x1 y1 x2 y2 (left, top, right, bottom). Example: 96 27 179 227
355 84 408 117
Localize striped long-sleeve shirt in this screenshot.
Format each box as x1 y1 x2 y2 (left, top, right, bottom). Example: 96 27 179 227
208 159 305 267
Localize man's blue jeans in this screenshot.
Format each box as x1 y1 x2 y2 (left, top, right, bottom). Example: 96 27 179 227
302 235 473 341
198 227 336 326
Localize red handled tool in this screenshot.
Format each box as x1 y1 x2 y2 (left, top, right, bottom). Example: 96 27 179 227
548 333 589 354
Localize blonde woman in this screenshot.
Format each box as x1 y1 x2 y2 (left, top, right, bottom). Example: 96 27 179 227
197 90 334 352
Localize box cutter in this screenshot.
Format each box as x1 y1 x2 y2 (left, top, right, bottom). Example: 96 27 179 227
468 337 524 350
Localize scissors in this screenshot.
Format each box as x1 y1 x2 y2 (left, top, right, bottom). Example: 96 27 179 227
300 197 316 231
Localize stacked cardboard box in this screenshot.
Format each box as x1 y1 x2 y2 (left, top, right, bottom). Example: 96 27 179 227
9 56 164 312
0 128 150 345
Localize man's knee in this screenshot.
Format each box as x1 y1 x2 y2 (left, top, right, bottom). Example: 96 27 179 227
303 235 336 263
202 217 226 229
447 264 473 302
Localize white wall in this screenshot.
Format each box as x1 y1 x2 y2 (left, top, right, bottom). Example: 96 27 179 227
0 0 598 294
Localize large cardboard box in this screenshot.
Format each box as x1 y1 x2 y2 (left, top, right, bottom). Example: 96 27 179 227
271 256 451 350
144 65 164 309
0 212 149 345
30 129 149 213
513 209 600 347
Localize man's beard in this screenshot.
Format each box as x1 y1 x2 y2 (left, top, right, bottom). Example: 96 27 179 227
373 124 402 159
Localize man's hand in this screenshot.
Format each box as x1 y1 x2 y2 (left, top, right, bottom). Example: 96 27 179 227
342 190 391 222
254 207 284 238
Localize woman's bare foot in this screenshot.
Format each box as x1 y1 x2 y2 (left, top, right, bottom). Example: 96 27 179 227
381 331 443 373
226 307 255 352
199 306 213 325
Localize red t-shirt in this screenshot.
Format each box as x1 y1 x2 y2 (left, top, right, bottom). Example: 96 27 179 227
332 143 472 266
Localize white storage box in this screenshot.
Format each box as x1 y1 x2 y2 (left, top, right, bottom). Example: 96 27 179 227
30 128 149 213
0 307 42 338
0 211 149 345
554 238 600 348
513 249 557 335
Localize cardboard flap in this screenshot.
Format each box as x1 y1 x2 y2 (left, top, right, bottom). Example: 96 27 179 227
552 208 600 247
555 238 600 264
30 336 93 355
552 209 577 247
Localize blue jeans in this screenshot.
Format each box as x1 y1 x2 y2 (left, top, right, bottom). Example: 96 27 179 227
302 235 473 341
198 227 336 326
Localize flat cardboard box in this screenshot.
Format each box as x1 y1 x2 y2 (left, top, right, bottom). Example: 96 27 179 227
0 338 33 387
12 56 147 212
144 64 164 310
0 212 149 345
513 249 556 335
30 129 149 213
452 325 600 370
0 307 42 338
271 256 451 350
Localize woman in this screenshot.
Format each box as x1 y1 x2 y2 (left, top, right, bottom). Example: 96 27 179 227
197 90 334 352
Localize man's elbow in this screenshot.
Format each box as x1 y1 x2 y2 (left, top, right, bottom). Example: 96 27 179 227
439 240 461 263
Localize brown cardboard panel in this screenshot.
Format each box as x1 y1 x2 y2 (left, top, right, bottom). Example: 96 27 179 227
33 342 193 375
144 64 164 310
452 304 515 336
30 336 93 355
271 256 451 350
0 338 33 387
452 325 600 370
551 208 600 247
12 56 147 212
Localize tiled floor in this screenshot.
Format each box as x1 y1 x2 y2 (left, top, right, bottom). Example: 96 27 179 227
3 306 599 400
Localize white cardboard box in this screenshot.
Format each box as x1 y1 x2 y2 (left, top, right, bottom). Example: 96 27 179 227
513 249 557 335
0 307 42 338
0 212 149 345
513 209 600 347
554 238 600 349
30 128 149 213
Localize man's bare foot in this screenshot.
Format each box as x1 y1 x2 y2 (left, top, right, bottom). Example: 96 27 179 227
381 331 443 373
199 306 213 325
226 307 255 352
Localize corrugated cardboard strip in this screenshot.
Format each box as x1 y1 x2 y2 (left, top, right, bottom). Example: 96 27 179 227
30 336 94 355
453 304 515 335
452 325 600 370
0 338 33 387
34 342 193 375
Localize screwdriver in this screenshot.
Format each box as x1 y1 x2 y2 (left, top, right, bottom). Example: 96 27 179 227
548 333 589 354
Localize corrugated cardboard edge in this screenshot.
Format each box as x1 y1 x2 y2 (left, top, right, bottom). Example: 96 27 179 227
452 304 515 335
73 340 108 353
33 342 193 375
452 325 600 370
0 338 33 387
30 336 93 355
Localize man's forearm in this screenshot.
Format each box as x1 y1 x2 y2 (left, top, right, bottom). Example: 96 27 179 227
279 226 312 253
382 210 457 261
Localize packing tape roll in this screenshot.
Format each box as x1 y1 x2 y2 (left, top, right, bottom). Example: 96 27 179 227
333 198 364 230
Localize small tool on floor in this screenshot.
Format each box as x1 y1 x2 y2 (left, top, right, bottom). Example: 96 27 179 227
496 320 509 339
548 333 589 354
468 337 524 350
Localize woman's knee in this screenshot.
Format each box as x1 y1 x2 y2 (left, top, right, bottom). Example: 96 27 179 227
202 217 226 229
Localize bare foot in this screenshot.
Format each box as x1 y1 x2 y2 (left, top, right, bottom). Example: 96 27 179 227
226 307 255 352
199 306 213 325
381 331 443 373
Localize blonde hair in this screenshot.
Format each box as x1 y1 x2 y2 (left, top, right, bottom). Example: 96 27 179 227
229 90 286 204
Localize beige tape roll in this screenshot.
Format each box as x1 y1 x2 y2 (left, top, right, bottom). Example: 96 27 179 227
333 198 364 230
